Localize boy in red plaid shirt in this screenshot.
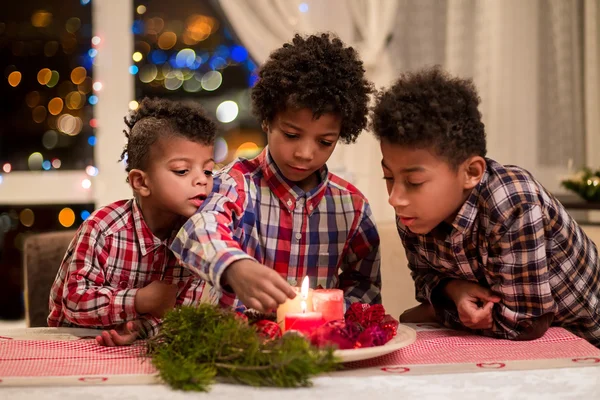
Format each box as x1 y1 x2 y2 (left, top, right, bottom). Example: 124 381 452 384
172 34 382 313
48 98 216 345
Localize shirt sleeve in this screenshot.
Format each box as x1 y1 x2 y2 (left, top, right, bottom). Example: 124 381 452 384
137 278 207 339
399 227 448 304
339 201 382 308
59 222 140 327
483 203 557 340
138 316 162 339
170 171 256 294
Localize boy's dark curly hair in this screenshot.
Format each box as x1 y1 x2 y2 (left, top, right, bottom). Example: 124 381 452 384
251 33 373 144
371 66 486 167
119 97 216 173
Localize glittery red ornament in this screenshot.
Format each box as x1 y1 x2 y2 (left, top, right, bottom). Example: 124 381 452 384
235 311 249 324
380 314 399 341
344 302 369 325
254 320 281 341
345 303 385 328
361 304 385 327
356 325 388 348
309 320 361 350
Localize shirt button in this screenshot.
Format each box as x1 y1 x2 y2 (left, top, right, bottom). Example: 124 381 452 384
287 200 292 206
452 245 461 253
309 205 313 210
119 311 127 319
119 281 128 289
295 233 302 240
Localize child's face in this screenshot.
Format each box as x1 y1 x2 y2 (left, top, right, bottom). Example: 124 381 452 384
143 135 215 218
380 140 476 235
265 108 341 192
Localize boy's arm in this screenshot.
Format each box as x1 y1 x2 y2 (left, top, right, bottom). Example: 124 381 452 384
339 202 382 308
60 224 143 327
482 203 557 340
402 237 465 328
170 172 255 293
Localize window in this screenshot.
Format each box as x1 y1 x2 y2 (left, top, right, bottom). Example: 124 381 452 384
132 0 265 166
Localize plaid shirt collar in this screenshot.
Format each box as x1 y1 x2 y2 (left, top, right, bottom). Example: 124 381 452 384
131 199 181 256
448 165 490 235
260 147 329 215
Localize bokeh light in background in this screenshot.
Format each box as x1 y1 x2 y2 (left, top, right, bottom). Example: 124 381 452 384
0 203 94 319
1 1 95 319
0 2 94 172
216 100 238 123
133 0 265 165
58 207 76 227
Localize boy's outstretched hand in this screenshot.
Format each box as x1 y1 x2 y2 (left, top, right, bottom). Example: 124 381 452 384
134 280 179 318
96 320 141 347
443 280 501 330
222 259 297 312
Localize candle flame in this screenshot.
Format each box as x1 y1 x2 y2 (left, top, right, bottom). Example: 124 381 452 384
301 276 309 298
301 300 307 313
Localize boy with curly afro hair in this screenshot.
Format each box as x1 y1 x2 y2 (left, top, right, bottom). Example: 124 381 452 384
49 97 217 346
172 33 382 313
373 66 600 346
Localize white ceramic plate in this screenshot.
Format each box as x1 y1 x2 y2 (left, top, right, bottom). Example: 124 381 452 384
334 324 417 363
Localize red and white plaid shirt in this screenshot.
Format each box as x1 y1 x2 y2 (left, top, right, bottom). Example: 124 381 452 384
48 199 205 337
171 148 381 309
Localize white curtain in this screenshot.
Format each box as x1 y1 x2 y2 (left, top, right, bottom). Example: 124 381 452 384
219 0 597 223
584 0 600 169
389 0 597 198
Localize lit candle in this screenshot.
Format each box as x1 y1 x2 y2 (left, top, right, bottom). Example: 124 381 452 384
276 276 313 329
284 300 324 336
312 288 344 322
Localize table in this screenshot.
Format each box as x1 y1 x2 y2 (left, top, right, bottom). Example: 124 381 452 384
1 325 599 400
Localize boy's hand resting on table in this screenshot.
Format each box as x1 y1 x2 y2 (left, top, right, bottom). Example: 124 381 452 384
222 259 297 312
443 280 501 330
96 320 141 347
134 280 179 318
399 303 437 323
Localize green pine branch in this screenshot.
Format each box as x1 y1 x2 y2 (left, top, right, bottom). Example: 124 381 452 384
561 168 600 202
144 304 339 392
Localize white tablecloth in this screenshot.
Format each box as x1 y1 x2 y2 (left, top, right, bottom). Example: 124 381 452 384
3 367 599 400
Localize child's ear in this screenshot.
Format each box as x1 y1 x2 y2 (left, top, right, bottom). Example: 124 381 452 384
462 156 486 190
128 169 151 197
261 121 269 133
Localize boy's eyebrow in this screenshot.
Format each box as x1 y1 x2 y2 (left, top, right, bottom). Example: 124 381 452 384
281 121 339 137
168 157 215 164
380 159 425 173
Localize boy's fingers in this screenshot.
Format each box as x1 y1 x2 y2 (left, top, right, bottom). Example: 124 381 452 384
254 292 278 311
101 331 116 347
95 335 105 346
272 276 296 299
265 285 289 306
473 286 501 303
245 296 266 312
